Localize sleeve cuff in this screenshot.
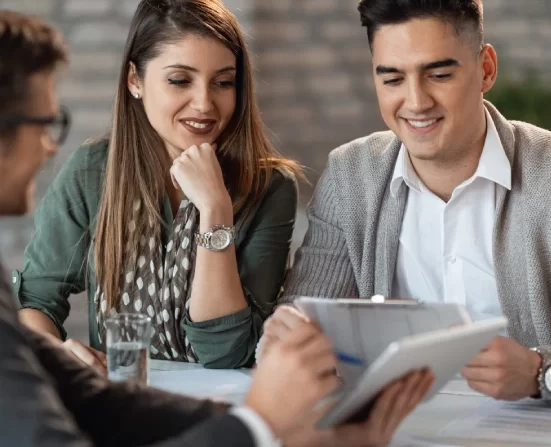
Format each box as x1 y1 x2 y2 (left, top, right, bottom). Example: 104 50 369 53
183 306 252 329
229 406 283 447
11 270 68 340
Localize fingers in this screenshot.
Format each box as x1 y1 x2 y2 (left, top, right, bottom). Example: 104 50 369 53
263 307 310 343
269 317 335 375
382 371 425 435
262 317 287 340
256 333 277 361
169 167 179 190
272 306 310 330
91 348 108 367
388 371 423 419
273 321 336 377
478 336 505 354
171 145 197 167
199 142 214 152
466 380 500 398
88 350 108 373
406 370 434 411
171 143 217 165
171 143 220 176
302 332 334 360
317 373 342 400
261 318 336 387
358 369 430 444
461 365 499 382
63 339 95 364
170 161 184 190
333 378 405 447
280 320 319 346
379 370 433 443
63 339 107 375
259 332 277 348
366 376 407 436
183 144 198 158
261 316 278 335
305 341 337 376
465 350 498 368
179 143 215 158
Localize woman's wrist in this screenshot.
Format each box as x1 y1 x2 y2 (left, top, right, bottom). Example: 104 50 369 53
198 194 233 232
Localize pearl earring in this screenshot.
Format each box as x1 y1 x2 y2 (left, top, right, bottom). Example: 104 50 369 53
133 92 140 99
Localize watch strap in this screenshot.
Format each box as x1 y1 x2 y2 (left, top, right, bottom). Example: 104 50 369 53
194 225 235 250
195 232 211 248
531 346 551 400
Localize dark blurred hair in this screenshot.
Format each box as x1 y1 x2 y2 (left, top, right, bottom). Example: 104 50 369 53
358 0 484 52
0 10 68 119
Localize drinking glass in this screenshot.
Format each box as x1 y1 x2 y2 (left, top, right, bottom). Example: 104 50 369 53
106 313 151 385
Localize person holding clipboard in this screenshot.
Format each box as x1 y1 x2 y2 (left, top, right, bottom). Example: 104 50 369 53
270 0 551 405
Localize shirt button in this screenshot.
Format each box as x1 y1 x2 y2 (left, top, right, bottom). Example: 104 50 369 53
449 256 457 264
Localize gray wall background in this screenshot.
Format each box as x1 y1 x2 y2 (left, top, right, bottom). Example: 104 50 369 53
1 0 549 340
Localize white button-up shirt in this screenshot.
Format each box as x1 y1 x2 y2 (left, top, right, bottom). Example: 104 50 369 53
390 111 511 322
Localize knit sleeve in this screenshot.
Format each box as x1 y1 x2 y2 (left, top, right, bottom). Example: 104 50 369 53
278 167 358 305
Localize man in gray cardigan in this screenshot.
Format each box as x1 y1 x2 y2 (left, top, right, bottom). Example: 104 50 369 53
270 0 551 403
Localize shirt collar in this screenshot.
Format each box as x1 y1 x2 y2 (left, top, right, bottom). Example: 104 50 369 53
474 109 511 191
390 144 421 197
390 109 511 198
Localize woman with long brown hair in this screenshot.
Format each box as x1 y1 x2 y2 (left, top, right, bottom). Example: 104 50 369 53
15 0 300 370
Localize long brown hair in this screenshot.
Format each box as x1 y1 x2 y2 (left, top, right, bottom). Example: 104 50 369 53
94 0 302 311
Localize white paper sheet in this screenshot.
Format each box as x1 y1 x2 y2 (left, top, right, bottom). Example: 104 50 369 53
438 378 484 396
149 369 252 405
440 398 551 445
390 435 461 446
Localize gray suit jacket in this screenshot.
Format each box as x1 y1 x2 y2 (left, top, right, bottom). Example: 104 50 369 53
281 101 551 349
0 266 255 447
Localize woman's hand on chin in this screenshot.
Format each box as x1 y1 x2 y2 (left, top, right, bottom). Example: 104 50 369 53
169 142 231 215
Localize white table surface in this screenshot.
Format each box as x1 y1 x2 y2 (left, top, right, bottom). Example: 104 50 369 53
149 360 548 447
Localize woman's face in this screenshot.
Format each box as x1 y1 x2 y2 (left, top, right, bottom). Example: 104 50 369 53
129 34 237 159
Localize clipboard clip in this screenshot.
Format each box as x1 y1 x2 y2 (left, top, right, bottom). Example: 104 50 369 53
370 294 423 304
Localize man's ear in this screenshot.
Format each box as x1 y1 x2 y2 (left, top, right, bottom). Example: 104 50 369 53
480 44 498 94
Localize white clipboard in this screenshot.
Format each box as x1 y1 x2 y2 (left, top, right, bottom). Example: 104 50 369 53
315 316 507 429
295 297 472 384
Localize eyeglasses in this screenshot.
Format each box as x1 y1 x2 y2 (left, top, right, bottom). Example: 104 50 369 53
0 106 71 146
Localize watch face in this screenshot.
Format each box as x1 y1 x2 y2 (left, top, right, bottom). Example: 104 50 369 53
545 366 551 392
211 229 231 250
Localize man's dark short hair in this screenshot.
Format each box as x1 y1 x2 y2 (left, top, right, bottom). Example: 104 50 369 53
358 0 484 52
0 10 68 120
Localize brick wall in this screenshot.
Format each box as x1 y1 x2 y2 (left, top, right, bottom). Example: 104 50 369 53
0 1 549 339
249 0 551 200
1 0 550 254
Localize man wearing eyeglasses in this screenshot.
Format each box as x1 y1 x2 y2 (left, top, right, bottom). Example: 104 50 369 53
0 23 69 215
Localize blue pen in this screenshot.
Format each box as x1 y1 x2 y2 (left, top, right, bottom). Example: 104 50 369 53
335 351 365 366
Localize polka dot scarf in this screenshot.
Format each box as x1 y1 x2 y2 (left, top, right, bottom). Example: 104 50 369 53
95 198 199 362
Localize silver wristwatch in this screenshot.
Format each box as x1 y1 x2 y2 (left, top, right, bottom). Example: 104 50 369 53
530 346 551 399
195 225 235 252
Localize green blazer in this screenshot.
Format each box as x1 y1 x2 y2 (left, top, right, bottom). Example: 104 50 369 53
13 140 298 368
